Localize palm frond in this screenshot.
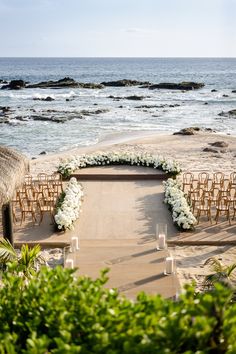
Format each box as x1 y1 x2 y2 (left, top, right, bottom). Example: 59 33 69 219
19 244 44 269
226 263 236 277
0 238 17 264
204 257 224 273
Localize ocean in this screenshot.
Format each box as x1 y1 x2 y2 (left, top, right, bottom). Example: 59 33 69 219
0 57 236 156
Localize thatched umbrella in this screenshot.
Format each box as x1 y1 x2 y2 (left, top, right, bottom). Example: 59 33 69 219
0 145 29 245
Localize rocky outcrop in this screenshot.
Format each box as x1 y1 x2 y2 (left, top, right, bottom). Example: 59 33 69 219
149 82 204 90
1 79 26 90
108 95 146 101
27 77 79 89
0 106 13 123
29 108 110 123
218 109 236 118
202 141 229 154
173 127 201 135
78 83 104 89
173 127 214 135
31 115 73 123
27 78 104 89
101 79 151 87
135 104 180 109
203 147 219 153
33 96 55 101
0 106 11 113
79 109 110 116
209 141 229 148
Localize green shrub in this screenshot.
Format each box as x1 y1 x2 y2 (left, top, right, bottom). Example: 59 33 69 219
0 266 236 353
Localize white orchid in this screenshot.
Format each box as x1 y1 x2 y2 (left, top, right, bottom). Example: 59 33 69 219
58 151 181 178
163 178 197 230
54 178 84 231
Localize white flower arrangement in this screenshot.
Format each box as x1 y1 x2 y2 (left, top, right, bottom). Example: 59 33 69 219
54 177 83 231
163 178 197 230
57 151 181 178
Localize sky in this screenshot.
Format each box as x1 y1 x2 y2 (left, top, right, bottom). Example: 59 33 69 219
0 0 236 57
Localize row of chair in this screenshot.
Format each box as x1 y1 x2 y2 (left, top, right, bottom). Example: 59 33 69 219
183 171 236 192
182 172 236 224
12 173 63 225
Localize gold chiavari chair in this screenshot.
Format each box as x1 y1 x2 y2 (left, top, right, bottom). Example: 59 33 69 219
24 174 33 186
215 196 231 224
48 190 60 203
190 188 203 214
51 180 63 194
38 198 55 224
182 172 194 192
197 172 209 190
212 172 224 189
227 187 236 207
19 198 38 225
210 187 220 206
196 196 212 224
37 173 50 190
232 200 236 221
230 172 236 187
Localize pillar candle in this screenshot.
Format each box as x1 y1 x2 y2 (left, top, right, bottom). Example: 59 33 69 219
165 257 174 274
65 259 74 269
71 237 79 252
158 234 166 249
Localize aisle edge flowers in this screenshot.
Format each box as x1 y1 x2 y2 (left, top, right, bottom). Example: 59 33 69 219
163 178 197 230
54 177 83 231
57 151 181 178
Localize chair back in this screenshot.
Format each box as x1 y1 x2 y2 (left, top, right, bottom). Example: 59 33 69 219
230 172 236 186
213 172 224 187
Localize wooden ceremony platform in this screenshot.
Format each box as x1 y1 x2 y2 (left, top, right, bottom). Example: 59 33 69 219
2 165 236 298
71 165 170 180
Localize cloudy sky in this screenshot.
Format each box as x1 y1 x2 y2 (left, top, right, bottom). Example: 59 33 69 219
0 0 235 57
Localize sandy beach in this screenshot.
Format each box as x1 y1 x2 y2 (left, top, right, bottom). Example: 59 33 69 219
30 130 236 289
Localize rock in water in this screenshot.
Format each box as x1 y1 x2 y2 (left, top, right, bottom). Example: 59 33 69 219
1 79 26 90
149 82 204 90
78 83 104 89
108 95 146 101
218 109 236 118
27 77 79 89
101 79 151 87
33 96 55 101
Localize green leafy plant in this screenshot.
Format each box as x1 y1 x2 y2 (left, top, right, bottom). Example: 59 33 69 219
203 257 236 289
0 239 45 277
0 266 236 353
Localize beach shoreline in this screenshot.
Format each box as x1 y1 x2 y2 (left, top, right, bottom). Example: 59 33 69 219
31 130 236 174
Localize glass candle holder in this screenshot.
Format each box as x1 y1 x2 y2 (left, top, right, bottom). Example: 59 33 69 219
164 256 175 275
156 223 167 250
71 236 80 252
65 259 74 269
